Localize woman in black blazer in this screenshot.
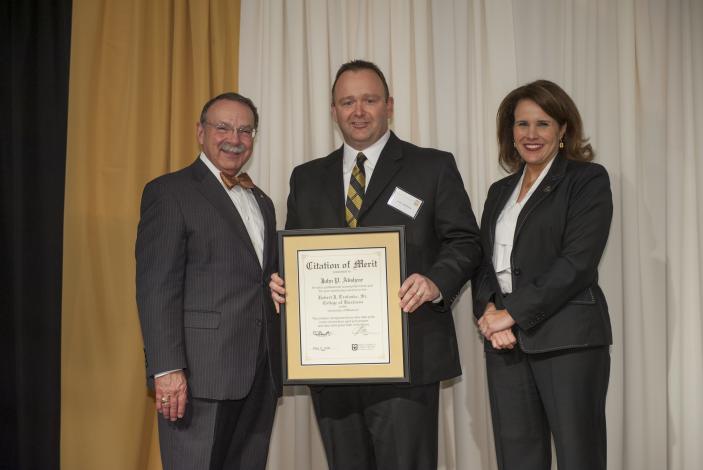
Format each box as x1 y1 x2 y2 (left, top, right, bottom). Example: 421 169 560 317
473 80 613 470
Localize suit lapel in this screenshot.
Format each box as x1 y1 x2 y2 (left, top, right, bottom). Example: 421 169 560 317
488 173 520 256
252 186 275 271
514 154 567 240
358 133 403 220
321 148 346 226
188 159 259 263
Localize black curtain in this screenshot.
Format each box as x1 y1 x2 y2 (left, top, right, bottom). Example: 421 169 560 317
1 0 72 469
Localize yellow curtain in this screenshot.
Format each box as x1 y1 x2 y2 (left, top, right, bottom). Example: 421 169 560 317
61 1 240 468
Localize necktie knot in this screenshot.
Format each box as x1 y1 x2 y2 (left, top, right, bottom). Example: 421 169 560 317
220 172 255 190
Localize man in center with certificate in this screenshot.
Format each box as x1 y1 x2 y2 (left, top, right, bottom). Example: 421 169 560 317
270 59 482 470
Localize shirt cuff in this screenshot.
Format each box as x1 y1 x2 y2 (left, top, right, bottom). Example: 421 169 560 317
154 369 181 378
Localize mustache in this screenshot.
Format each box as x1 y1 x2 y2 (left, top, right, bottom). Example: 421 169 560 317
220 142 247 154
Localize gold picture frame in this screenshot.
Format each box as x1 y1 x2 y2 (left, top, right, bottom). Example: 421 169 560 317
278 226 408 384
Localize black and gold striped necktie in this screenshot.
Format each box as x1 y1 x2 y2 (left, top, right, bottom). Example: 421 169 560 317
345 152 367 227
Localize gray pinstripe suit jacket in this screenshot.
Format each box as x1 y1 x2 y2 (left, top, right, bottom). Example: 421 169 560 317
136 158 281 400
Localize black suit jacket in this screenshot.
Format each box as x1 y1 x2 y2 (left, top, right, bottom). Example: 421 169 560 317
136 158 281 400
286 132 482 384
472 154 613 353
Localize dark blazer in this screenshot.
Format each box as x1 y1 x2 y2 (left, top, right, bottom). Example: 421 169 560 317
136 158 281 400
472 154 613 353
285 132 482 384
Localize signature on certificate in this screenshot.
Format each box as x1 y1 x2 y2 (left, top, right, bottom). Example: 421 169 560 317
313 330 332 337
352 325 370 336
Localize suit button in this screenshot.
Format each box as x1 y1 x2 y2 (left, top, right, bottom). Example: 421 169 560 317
513 268 521 276
256 319 263 326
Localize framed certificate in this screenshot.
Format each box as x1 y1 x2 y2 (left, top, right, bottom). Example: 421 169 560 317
278 226 408 384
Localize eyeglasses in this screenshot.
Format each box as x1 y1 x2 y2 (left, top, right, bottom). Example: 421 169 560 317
204 121 257 139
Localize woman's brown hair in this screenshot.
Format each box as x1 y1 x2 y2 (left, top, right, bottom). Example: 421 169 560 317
496 80 594 173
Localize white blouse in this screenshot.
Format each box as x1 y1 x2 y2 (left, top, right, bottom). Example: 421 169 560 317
493 157 555 294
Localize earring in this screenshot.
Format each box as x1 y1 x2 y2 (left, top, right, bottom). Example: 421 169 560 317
559 140 564 149
513 141 517 148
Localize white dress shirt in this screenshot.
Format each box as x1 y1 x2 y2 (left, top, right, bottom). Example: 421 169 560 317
200 152 265 267
493 156 555 294
341 130 391 199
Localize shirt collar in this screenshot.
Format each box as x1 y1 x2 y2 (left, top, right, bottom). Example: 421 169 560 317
510 153 557 204
342 130 391 172
199 152 231 189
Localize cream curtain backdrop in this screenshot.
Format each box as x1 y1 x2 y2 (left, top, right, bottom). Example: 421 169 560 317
238 0 703 469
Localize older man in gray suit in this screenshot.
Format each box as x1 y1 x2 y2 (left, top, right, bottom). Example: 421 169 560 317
136 92 280 470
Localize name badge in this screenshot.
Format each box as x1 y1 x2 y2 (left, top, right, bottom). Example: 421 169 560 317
387 187 423 219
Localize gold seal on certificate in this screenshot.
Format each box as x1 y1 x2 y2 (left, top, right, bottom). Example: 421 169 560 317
278 227 408 384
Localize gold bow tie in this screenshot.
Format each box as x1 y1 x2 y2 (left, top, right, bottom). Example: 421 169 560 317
220 172 255 190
